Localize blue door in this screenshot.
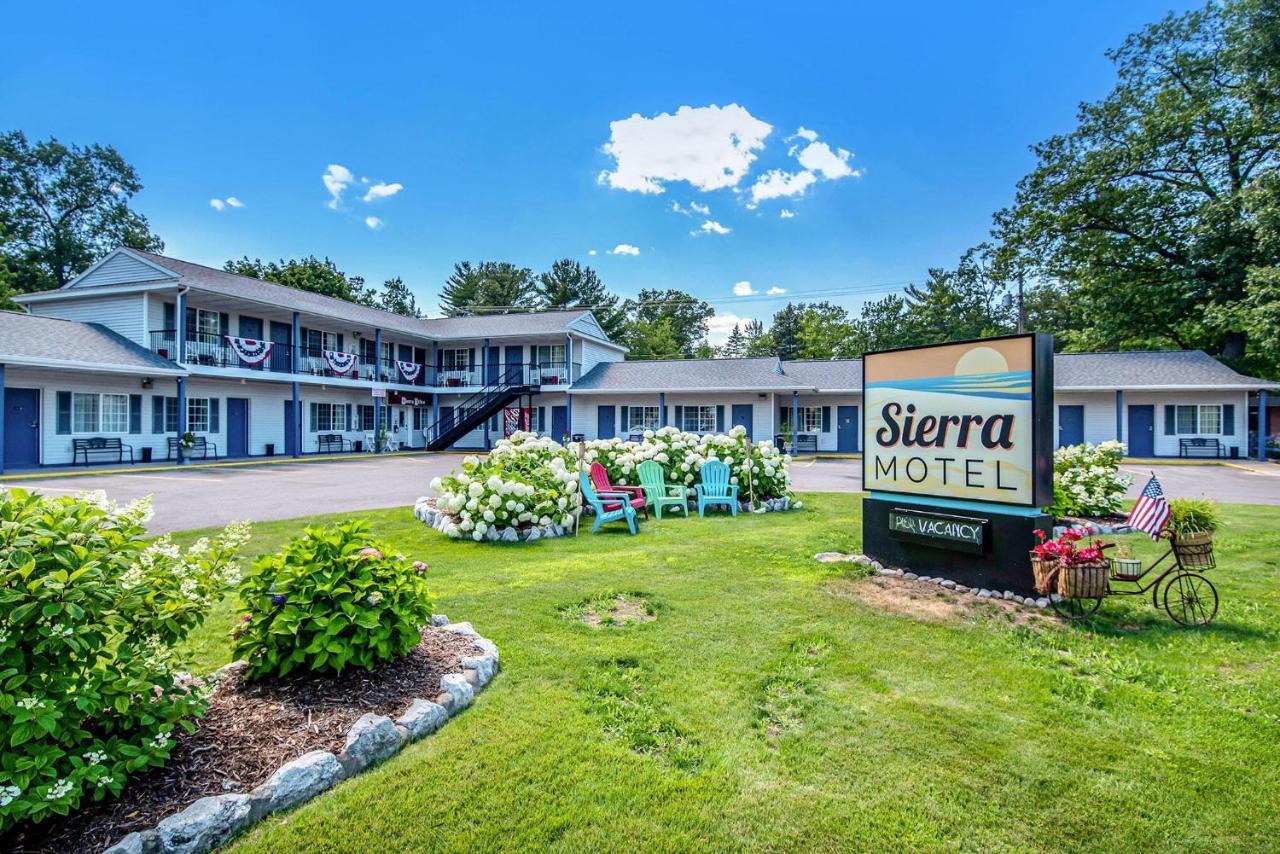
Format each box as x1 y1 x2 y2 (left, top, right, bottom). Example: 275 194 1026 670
270 321 293 373
731 404 753 438
505 346 523 384
1058 405 1084 447
597 405 615 439
486 346 501 384
837 405 859 453
552 406 568 441
1128 404 1154 457
283 400 297 455
238 317 265 371
4 388 40 468
226 398 249 457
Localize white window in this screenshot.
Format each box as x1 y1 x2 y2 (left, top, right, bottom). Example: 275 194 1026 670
100 394 130 433
1174 404 1223 435
306 330 340 353
196 309 220 339
72 393 100 433
164 397 180 432
627 406 660 432
188 398 210 433
682 405 715 433
441 349 470 371
799 406 822 432
536 345 565 367
315 403 348 432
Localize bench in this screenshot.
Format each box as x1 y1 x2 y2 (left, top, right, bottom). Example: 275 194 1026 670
793 434 819 455
167 436 219 460
72 437 135 466
1179 437 1224 458
317 433 353 453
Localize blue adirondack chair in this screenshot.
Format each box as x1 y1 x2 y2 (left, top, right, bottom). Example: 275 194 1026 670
579 470 639 534
695 459 738 517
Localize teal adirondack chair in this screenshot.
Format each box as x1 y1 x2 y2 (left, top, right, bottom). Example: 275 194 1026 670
695 459 738 517
636 460 689 519
579 470 639 534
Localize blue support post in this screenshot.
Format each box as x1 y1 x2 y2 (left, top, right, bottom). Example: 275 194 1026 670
0 363 6 474
291 312 301 458
483 337 490 451
659 392 666 427
374 328 383 451
176 291 188 364
176 377 187 464
1260 390 1270 461
791 391 799 451
1116 390 1124 443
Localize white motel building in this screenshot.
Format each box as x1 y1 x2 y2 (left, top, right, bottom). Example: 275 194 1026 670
0 247 1274 473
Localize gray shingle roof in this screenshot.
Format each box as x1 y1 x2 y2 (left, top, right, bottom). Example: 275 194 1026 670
1053 350 1273 388
418 310 606 341
0 312 183 374
780 360 862 390
572 357 813 392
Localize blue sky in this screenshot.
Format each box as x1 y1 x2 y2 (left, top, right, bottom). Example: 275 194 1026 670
1 1 1196 342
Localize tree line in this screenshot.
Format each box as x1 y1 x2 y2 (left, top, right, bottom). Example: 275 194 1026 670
2 1 1276 374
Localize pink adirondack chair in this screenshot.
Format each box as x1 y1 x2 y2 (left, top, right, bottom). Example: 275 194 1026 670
589 461 648 518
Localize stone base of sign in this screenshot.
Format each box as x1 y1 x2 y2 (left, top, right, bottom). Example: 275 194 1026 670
862 496 1051 595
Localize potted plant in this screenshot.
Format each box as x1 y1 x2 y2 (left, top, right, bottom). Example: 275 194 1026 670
1057 533 1113 599
1109 543 1142 580
1167 497 1219 567
1030 528 1061 594
180 431 197 452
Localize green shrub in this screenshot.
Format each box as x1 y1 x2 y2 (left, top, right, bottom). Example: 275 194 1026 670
0 489 248 831
233 520 434 680
1052 440 1132 517
1168 497 1220 536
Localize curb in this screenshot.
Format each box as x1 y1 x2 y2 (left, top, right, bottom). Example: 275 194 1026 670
104 618 499 854
0 450 457 482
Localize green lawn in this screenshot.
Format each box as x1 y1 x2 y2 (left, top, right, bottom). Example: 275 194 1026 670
165 494 1280 852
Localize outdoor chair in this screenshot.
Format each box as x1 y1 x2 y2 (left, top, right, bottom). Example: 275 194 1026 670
588 461 648 519
695 459 739 517
636 460 689 519
579 470 639 534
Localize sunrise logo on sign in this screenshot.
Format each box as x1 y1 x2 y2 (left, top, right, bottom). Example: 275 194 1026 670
862 335 1052 507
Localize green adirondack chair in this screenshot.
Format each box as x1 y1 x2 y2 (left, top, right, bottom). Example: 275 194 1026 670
579 470 639 534
695 459 739 517
636 459 689 519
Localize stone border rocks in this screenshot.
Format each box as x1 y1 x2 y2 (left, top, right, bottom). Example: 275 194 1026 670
104 618 500 854
1053 519 1134 538
414 496 573 542
740 495 801 513
815 552 1055 610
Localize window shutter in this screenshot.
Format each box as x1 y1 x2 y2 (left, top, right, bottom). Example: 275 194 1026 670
56 391 71 435
129 395 142 434
219 312 230 336
300 327 311 353
346 403 353 431
674 405 684 430
337 333 344 352
152 396 165 434
435 349 443 369
469 348 476 370
185 306 196 335
1163 405 1175 435
309 402 318 432
1222 404 1234 436
822 406 831 432
209 399 220 433
618 406 624 435
779 407 789 428
538 406 546 433
716 405 725 432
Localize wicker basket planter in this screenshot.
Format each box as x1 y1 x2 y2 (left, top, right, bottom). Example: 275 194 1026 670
1057 560 1109 598
1171 530 1215 568
1030 554 1059 595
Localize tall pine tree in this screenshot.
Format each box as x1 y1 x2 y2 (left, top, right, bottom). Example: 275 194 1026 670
536 258 626 339
439 261 537 315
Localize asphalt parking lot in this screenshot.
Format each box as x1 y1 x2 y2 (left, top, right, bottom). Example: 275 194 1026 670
3 455 1276 534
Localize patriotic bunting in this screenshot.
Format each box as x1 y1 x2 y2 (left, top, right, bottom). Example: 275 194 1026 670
397 360 422 382
225 336 273 365
323 350 359 375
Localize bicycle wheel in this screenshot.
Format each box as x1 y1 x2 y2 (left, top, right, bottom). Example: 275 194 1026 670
1163 573 1218 627
1050 595 1102 621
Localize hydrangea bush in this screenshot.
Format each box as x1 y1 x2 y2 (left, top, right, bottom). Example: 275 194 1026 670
233 520 434 680
0 489 249 832
1052 440 1132 517
429 432 581 540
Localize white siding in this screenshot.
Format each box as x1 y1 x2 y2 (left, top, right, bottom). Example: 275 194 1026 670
26 294 148 346
575 338 624 378
1056 390 1249 457
71 252 174 288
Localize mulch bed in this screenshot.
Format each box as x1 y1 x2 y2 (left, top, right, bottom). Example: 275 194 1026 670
7 627 482 854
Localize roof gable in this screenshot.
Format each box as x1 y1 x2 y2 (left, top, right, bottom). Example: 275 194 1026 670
67 248 178 289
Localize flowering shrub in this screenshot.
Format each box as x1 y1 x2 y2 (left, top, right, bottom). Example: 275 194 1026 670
0 489 248 832
429 432 581 539
1052 440 1132 517
233 520 434 680
583 425 791 500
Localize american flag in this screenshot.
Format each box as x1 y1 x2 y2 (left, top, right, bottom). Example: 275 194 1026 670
1126 474 1170 541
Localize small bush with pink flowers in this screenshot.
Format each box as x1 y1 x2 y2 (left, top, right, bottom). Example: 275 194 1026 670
233 519 434 680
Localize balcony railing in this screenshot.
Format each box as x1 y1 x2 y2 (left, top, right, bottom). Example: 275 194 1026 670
147 332 574 391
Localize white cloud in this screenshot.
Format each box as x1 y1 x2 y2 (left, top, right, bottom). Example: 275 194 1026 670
671 201 689 215
608 243 640 256
599 103 773 194
693 219 731 236
796 141 858 180
780 209 795 219
793 126 819 142
750 169 817 204
588 249 598 256
362 182 404 202
689 201 710 215
323 163 354 210
209 198 226 211
225 196 244 208
732 281 756 296
707 313 756 346
364 216 383 230
767 286 787 295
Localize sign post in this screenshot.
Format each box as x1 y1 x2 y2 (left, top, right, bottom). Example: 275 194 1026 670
861 334 1054 593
